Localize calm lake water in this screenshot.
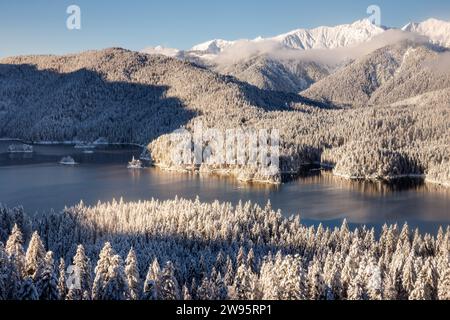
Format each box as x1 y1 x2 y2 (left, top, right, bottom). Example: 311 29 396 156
0 141 449 234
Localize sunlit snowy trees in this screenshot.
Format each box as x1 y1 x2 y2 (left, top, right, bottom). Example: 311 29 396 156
66 245 91 300
125 248 141 300
81 242 129 300
38 252 59 300
0 198 448 300
0 243 9 299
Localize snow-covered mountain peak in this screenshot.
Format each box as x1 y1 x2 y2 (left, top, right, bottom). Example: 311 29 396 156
188 19 386 55
141 46 180 57
141 17 449 63
271 19 385 50
402 18 450 48
191 39 235 54
401 22 420 31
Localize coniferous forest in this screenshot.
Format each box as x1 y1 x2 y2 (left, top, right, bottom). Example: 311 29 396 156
0 199 449 300
1 4 450 305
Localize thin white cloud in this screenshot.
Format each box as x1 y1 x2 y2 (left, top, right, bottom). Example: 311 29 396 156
213 30 429 66
423 52 450 74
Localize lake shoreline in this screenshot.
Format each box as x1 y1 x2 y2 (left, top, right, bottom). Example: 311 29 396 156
1 141 449 234
1 137 448 188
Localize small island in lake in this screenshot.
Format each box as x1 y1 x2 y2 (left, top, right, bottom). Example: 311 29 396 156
59 156 77 165
7 144 33 153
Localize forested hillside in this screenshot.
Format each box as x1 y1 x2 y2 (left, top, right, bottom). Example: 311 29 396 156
0 48 316 143
0 199 449 300
0 47 448 186
213 55 330 93
302 41 450 106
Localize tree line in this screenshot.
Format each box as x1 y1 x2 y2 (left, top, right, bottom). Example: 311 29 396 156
0 198 449 300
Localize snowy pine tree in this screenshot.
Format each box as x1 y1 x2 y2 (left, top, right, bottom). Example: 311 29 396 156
233 264 253 300
142 259 159 300
213 272 228 300
307 259 326 300
366 258 382 300
438 262 450 300
38 252 60 300
67 244 92 300
5 224 26 277
159 261 180 300
197 276 213 300
402 252 416 298
410 258 438 300
0 198 449 301
92 242 114 300
103 255 128 300
224 256 234 287
57 258 66 300
125 248 141 300
247 248 257 273
0 243 9 300
25 232 46 280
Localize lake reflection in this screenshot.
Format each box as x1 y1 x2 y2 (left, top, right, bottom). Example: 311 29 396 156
0 141 449 234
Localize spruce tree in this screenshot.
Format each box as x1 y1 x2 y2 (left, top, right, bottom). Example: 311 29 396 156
5 224 26 277
307 259 326 300
383 272 397 300
125 248 141 300
67 244 92 300
214 272 228 300
348 273 366 300
224 256 234 287
159 261 180 300
190 278 198 300
247 248 257 273
38 252 60 300
410 259 438 300
402 252 416 298
233 264 253 300
438 263 450 300
25 232 46 280
143 262 158 300
197 276 212 300
237 247 246 267
57 258 67 300
366 258 382 300
92 242 114 300
103 255 128 300
0 242 9 300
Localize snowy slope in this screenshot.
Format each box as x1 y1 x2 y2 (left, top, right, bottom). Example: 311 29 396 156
270 19 385 50
302 42 450 105
142 18 450 59
188 19 385 56
139 18 450 94
402 18 450 48
191 39 236 54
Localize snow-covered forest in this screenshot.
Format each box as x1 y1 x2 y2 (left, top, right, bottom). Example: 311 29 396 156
0 198 449 300
0 45 449 186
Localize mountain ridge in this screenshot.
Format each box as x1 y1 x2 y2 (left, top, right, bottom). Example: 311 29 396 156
142 18 450 60
1 40 449 186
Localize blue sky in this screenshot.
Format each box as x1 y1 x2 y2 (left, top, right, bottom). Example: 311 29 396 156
1 0 449 57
